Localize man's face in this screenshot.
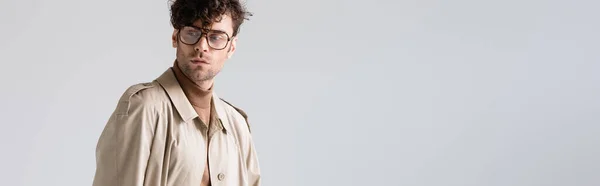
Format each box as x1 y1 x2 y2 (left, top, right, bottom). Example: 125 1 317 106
172 14 237 82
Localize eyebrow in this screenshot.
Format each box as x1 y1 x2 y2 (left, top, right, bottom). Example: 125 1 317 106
187 25 229 35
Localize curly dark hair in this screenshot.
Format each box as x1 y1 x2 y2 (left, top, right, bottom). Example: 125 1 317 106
169 0 252 36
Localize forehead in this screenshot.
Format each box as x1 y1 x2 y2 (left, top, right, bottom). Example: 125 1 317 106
191 14 234 34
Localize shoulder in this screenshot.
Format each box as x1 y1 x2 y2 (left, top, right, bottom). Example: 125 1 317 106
100 81 166 144
219 98 249 120
114 81 167 116
218 98 253 133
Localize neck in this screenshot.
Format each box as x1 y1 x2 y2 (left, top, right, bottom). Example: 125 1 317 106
173 62 213 109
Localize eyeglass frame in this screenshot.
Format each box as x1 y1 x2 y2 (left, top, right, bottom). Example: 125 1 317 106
177 25 232 50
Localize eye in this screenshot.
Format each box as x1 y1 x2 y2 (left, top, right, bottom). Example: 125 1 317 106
187 31 201 37
209 34 223 40
208 33 227 42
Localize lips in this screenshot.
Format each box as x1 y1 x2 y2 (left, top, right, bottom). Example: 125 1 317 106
191 58 209 64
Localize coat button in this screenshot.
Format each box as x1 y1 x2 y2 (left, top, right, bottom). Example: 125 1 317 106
217 173 225 181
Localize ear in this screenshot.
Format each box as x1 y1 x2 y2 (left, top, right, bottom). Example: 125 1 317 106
226 36 238 59
172 29 178 48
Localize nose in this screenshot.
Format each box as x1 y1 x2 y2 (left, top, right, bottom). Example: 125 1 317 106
194 35 209 52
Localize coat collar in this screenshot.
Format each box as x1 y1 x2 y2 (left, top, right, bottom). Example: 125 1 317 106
155 68 230 132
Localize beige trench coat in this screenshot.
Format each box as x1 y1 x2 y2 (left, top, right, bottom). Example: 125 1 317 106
92 68 261 186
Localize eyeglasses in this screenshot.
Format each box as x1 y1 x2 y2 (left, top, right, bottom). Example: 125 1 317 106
178 26 231 50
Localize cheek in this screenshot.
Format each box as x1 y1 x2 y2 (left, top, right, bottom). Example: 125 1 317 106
213 51 230 65
176 45 193 57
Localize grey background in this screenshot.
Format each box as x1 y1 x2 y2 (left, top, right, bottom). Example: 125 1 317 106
1 0 598 185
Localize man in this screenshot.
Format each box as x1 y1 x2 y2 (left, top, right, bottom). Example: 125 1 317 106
92 0 260 186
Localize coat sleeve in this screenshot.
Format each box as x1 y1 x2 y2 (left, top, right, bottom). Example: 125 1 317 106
245 134 262 186
93 84 157 186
